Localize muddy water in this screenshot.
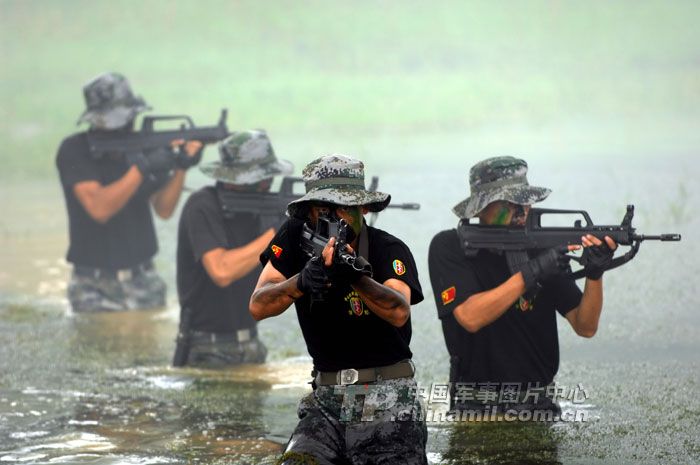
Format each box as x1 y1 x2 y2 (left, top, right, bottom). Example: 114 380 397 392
0 155 698 464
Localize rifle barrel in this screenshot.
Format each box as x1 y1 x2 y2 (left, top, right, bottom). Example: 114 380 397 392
637 233 682 241
387 202 420 210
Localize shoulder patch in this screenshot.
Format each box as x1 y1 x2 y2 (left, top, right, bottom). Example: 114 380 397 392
441 286 456 305
517 296 533 312
392 259 406 275
271 244 283 258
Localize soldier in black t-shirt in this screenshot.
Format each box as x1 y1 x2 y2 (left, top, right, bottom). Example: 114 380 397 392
173 130 293 368
428 156 617 414
56 72 203 312
250 155 427 465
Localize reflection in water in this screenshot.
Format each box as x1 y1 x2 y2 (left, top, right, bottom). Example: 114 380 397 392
440 421 561 465
69 310 175 367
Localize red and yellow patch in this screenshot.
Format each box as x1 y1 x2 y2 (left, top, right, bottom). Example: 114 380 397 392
271 244 283 258
349 297 364 316
392 259 406 276
441 286 456 305
518 296 533 312
344 291 369 316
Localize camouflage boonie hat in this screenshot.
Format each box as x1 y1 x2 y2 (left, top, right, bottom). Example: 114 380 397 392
287 154 390 216
76 72 151 129
200 130 293 184
452 156 551 218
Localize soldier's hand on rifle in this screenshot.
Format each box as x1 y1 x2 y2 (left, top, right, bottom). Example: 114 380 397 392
326 241 372 284
127 149 174 181
297 257 330 298
126 151 151 178
171 139 204 170
581 234 617 280
325 242 368 285
320 237 360 285
520 245 577 291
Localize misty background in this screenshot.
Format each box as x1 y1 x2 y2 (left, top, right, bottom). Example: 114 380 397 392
0 1 698 464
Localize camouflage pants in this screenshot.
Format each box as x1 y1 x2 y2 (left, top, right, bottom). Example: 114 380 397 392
67 264 166 313
184 334 268 368
279 377 427 465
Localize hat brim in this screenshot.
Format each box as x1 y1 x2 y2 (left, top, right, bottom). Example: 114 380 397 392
452 185 551 218
200 158 294 185
77 103 151 129
287 187 391 216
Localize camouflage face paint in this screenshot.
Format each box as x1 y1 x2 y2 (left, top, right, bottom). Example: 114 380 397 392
338 206 363 236
493 205 512 225
481 201 529 226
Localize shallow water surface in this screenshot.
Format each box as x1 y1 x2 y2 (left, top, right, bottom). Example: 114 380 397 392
0 156 698 464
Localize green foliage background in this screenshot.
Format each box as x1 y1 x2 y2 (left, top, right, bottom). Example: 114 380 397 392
1 0 699 178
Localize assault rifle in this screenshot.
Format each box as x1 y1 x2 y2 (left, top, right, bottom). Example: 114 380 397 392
300 214 373 277
366 176 420 226
457 204 681 280
300 213 373 302
87 109 229 158
216 176 304 235
216 175 421 234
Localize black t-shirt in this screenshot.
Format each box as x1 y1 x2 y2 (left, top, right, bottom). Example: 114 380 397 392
176 186 262 333
261 218 424 372
428 229 582 387
55 131 163 269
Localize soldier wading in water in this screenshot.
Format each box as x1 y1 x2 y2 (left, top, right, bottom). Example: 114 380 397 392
250 155 428 464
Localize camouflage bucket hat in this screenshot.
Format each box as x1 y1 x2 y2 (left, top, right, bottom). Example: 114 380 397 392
452 156 551 218
76 72 151 129
200 130 293 184
287 154 391 216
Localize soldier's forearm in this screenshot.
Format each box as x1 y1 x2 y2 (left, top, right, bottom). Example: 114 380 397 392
453 272 525 333
151 170 185 219
352 276 409 327
575 278 603 337
249 277 302 321
73 168 143 224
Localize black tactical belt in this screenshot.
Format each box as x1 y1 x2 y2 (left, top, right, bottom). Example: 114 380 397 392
74 260 153 280
189 329 255 344
314 360 415 386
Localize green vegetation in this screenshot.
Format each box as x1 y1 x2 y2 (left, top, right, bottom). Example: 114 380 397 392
1 0 699 177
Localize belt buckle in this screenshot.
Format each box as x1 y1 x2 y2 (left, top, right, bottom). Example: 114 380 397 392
117 269 132 281
237 329 251 343
338 368 359 385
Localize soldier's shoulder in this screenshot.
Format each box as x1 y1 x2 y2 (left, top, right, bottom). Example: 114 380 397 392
64 130 87 140
56 131 90 166
182 185 217 211
368 225 410 250
429 229 460 253
57 131 89 152
192 185 217 199
432 228 459 242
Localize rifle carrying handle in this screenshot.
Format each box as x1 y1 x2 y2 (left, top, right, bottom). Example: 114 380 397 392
141 115 195 132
